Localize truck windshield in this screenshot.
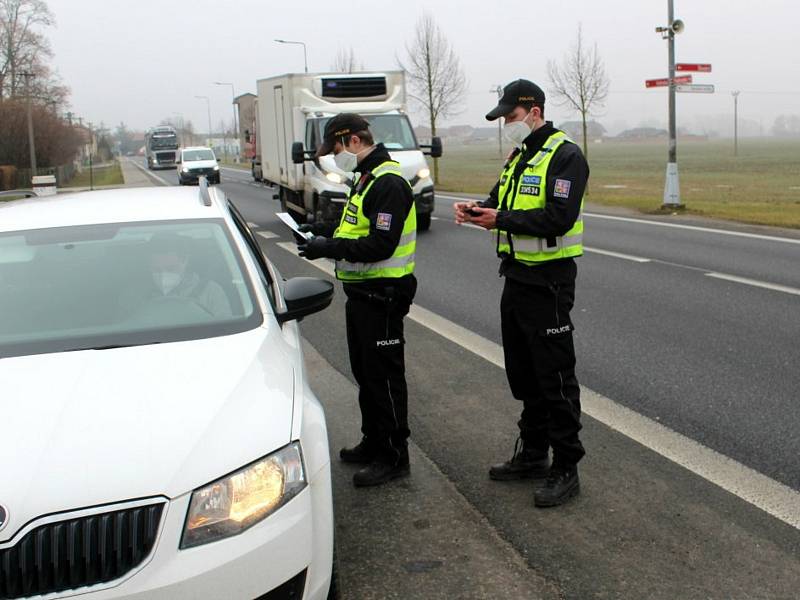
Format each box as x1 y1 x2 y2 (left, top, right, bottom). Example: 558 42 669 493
315 114 418 151
0 220 261 358
150 135 178 149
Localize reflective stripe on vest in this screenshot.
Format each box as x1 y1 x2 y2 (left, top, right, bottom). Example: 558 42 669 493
334 160 416 281
496 131 584 265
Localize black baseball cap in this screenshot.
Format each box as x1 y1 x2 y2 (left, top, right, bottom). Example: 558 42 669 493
485 79 546 121
316 113 371 157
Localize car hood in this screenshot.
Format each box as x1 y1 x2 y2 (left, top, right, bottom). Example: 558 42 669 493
182 159 218 169
0 327 294 542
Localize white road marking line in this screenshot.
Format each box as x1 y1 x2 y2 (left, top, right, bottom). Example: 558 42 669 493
706 272 800 296
584 246 651 263
256 230 279 240
247 222 260 229
275 239 800 530
129 159 170 186
436 193 800 245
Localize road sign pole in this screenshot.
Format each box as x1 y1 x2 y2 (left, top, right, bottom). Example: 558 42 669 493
663 0 682 207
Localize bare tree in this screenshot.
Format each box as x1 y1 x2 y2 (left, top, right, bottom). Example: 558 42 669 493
547 24 609 159
331 46 363 73
0 0 54 100
399 12 466 184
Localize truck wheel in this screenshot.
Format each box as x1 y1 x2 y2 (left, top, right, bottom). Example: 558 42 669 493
417 212 432 232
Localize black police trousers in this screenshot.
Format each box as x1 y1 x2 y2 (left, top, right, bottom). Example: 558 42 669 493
500 277 585 468
344 286 412 462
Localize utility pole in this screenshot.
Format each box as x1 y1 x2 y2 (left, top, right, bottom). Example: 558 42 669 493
21 72 37 173
732 91 740 156
490 85 503 158
655 0 685 208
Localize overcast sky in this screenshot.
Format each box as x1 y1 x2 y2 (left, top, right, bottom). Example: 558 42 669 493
46 0 799 136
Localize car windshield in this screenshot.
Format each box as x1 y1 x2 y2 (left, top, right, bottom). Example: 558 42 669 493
0 219 262 358
183 149 215 162
316 114 418 151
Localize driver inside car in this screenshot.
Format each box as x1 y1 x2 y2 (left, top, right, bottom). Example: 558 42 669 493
121 232 233 319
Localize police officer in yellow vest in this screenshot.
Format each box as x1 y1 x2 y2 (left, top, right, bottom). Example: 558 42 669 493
298 113 417 487
454 79 588 507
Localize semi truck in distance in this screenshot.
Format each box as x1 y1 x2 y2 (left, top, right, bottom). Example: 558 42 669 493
254 71 441 230
144 126 180 169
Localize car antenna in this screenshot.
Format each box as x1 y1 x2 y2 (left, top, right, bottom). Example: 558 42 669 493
198 176 212 206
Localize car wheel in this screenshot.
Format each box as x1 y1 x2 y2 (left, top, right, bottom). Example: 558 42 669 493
417 212 432 232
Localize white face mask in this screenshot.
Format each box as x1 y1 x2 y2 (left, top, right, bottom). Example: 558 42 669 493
153 271 182 295
333 148 358 173
503 120 532 146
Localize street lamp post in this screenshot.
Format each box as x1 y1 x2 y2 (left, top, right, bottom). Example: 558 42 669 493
732 91 740 157
195 95 213 148
214 82 238 161
275 39 308 73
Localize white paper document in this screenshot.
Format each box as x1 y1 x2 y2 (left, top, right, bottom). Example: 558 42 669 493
276 212 312 240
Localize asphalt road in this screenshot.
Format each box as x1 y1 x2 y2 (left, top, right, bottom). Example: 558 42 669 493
131 159 800 598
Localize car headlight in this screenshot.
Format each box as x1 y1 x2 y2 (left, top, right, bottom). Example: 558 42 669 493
213 165 220 171
326 171 343 184
181 167 189 173
181 442 306 549
417 167 431 180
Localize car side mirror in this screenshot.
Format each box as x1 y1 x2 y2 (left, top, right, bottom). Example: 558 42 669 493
277 277 334 324
421 136 443 158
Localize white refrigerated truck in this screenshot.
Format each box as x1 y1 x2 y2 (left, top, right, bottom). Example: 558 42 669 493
255 71 441 230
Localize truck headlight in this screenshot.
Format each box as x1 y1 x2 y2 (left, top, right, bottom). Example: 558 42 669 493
417 167 431 180
326 172 343 184
181 442 306 549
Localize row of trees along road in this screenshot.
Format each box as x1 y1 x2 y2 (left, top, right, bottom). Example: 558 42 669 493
0 0 84 178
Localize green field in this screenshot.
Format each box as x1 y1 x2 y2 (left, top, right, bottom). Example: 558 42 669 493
63 162 124 188
436 138 800 228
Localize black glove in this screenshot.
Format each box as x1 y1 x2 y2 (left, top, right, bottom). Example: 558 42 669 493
298 235 332 260
294 222 326 244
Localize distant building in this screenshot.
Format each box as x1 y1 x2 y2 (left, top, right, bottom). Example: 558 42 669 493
234 93 257 160
558 120 607 142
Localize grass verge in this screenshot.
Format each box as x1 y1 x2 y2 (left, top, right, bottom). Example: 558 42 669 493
436 138 800 228
63 162 124 188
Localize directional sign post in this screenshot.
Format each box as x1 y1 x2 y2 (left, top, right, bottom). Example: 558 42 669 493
645 75 693 88
676 63 712 72
676 84 715 94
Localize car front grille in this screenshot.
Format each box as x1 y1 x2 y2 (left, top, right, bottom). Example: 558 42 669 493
254 569 307 600
188 167 215 176
0 502 164 599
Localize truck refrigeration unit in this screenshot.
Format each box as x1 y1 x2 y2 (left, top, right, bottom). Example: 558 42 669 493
144 125 180 169
255 71 441 231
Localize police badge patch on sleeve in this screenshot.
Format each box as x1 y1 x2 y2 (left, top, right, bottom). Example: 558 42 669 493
553 179 572 198
376 213 392 231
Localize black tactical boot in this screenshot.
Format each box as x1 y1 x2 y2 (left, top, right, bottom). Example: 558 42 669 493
489 438 550 481
339 438 375 464
353 450 410 487
534 465 580 507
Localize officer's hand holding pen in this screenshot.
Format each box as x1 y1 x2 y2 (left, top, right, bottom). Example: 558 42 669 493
297 235 331 260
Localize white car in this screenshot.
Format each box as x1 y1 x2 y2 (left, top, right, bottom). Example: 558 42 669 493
0 181 338 599
178 147 220 185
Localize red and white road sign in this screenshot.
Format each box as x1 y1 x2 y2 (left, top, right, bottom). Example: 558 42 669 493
645 75 693 88
676 63 712 72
